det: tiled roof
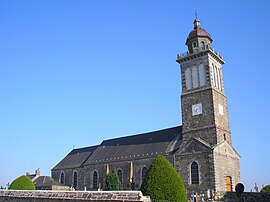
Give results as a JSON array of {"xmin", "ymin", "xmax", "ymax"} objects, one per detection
[
  {"xmin": 52, "ymin": 145, "xmax": 98, "ymax": 170},
  {"xmin": 84, "ymin": 126, "xmax": 182, "ymax": 165},
  {"xmin": 187, "ymin": 28, "xmax": 212, "ymax": 40}
]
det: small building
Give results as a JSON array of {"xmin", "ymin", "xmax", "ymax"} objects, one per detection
[{"xmin": 26, "ymin": 168, "xmax": 69, "ymax": 190}]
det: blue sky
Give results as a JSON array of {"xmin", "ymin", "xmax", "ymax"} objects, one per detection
[{"xmin": 0, "ymin": 0, "xmax": 269, "ymax": 191}]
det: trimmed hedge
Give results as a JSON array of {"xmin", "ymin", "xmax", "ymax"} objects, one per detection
[
  {"xmin": 140, "ymin": 155, "xmax": 187, "ymax": 202},
  {"xmin": 105, "ymin": 170, "xmax": 122, "ymax": 191},
  {"xmin": 9, "ymin": 175, "xmax": 36, "ymax": 190},
  {"xmin": 261, "ymin": 185, "xmax": 270, "ymax": 193}
]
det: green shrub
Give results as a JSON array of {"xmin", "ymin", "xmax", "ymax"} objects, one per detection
[
  {"xmin": 140, "ymin": 155, "xmax": 187, "ymax": 202},
  {"xmin": 105, "ymin": 170, "xmax": 122, "ymax": 191},
  {"xmin": 9, "ymin": 175, "xmax": 36, "ymax": 190},
  {"xmin": 261, "ymin": 185, "xmax": 270, "ymax": 193}
]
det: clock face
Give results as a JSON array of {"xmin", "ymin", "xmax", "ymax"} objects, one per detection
[{"xmin": 192, "ymin": 103, "xmax": 202, "ymax": 116}]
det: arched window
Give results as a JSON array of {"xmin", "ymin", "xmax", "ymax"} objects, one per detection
[
  {"xmin": 191, "ymin": 162, "xmax": 199, "ymax": 184},
  {"xmin": 216, "ymin": 67, "xmax": 222, "ymax": 90},
  {"xmin": 117, "ymin": 169, "xmax": 123, "ymax": 185},
  {"xmin": 201, "ymin": 41, "xmax": 205, "ymax": 50},
  {"xmin": 73, "ymin": 171, "xmax": 78, "ymax": 188},
  {"xmin": 193, "ymin": 42, "xmax": 197, "ymax": 47},
  {"xmin": 141, "ymin": 167, "xmax": 147, "ymax": 182},
  {"xmin": 192, "ymin": 66, "xmax": 199, "ymax": 88},
  {"xmin": 211, "ymin": 64, "xmax": 216, "ymax": 88},
  {"xmin": 93, "ymin": 171, "xmax": 98, "ymax": 189},
  {"xmin": 185, "ymin": 67, "xmax": 192, "ymax": 90},
  {"xmin": 60, "ymin": 172, "xmax": 65, "ymax": 184},
  {"xmin": 214, "ymin": 66, "xmax": 219, "ymax": 89},
  {"xmin": 226, "ymin": 176, "xmax": 232, "ymax": 192},
  {"xmin": 198, "ymin": 64, "xmax": 206, "ymax": 87}
]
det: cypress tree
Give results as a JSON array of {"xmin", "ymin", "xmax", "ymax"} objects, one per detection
[
  {"xmin": 105, "ymin": 170, "xmax": 122, "ymax": 191},
  {"xmin": 140, "ymin": 155, "xmax": 187, "ymax": 202}
]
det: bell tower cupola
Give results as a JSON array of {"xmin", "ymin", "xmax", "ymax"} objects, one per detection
[{"xmin": 186, "ymin": 18, "xmax": 212, "ymax": 54}]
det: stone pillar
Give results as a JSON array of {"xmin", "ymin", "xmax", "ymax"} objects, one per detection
[
  {"xmin": 106, "ymin": 164, "xmax": 109, "ymax": 175},
  {"xmin": 129, "ymin": 161, "xmax": 133, "ymax": 183}
]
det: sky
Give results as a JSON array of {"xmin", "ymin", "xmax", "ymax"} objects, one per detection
[{"xmin": 0, "ymin": 0, "xmax": 269, "ymax": 191}]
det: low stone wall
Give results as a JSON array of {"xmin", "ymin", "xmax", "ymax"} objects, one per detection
[
  {"xmin": 215, "ymin": 191, "xmax": 270, "ymax": 202},
  {"xmin": 0, "ymin": 190, "xmax": 151, "ymax": 202}
]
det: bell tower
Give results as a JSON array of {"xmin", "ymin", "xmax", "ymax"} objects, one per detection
[{"xmin": 176, "ymin": 18, "xmax": 231, "ymax": 146}]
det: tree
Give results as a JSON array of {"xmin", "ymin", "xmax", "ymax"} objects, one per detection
[
  {"xmin": 261, "ymin": 185, "xmax": 270, "ymax": 193},
  {"xmin": 140, "ymin": 155, "xmax": 187, "ymax": 202},
  {"xmin": 8, "ymin": 175, "xmax": 36, "ymax": 190},
  {"xmin": 105, "ymin": 170, "xmax": 122, "ymax": 191}
]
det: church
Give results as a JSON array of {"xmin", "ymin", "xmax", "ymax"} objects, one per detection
[{"xmin": 51, "ymin": 18, "xmax": 241, "ymax": 196}]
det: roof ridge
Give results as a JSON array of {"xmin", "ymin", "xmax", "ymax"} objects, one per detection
[
  {"xmin": 102, "ymin": 125, "xmax": 182, "ymax": 144},
  {"xmin": 68, "ymin": 145, "xmax": 99, "ymax": 155}
]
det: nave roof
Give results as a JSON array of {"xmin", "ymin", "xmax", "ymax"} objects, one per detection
[
  {"xmin": 84, "ymin": 126, "xmax": 182, "ymax": 165},
  {"xmin": 52, "ymin": 126, "xmax": 182, "ymax": 170},
  {"xmin": 52, "ymin": 145, "xmax": 98, "ymax": 170}
]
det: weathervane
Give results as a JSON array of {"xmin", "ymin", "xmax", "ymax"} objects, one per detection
[{"xmin": 195, "ymin": 9, "xmax": 198, "ymax": 19}]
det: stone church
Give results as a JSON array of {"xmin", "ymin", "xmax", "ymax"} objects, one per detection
[{"xmin": 52, "ymin": 18, "xmax": 241, "ymax": 196}]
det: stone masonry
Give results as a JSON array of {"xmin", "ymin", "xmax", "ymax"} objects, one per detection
[{"xmin": 0, "ymin": 190, "xmax": 151, "ymax": 202}]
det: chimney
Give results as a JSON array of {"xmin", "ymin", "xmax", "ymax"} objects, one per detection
[{"xmin": 35, "ymin": 168, "xmax": 40, "ymax": 177}]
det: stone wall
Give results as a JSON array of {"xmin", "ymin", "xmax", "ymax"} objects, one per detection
[
  {"xmin": 175, "ymin": 151, "xmax": 214, "ymax": 197},
  {"xmin": 0, "ymin": 190, "xmax": 151, "ymax": 202},
  {"xmin": 2, "ymin": 190, "xmax": 270, "ymax": 202},
  {"xmin": 213, "ymin": 144, "xmax": 241, "ymax": 192},
  {"xmin": 215, "ymin": 191, "xmax": 270, "ymax": 202},
  {"xmin": 52, "ymin": 156, "xmax": 175, "ymax": 191}
]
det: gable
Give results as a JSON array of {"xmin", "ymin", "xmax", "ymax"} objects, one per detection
[
  {"xmin": 213, "ymin": 141, "xmax": 240, "ymax": 159},
  {"xmin": 176, "ymin": 138, "xmax": 211, "ymax": 155}
]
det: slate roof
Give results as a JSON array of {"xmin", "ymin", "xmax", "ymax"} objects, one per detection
[
  {"xmin": 84, "ymin": 126, "xmax": 182, "ymax": 165},
  {"xmin": 34, "ymin": 176, "xmax": 63, "ymax": 188},
  {"xmin": 52, "ymin": 145, "xmax": 98, "ymax": 170},
  {"xmin": 52, "ymin": 126, "xmax": 182, "ymax": 169},
  {"xmin": 26, "ymin": 174, "xmax": 36, "ymax": 180}
]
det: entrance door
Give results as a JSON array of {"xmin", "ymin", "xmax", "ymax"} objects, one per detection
[{"xmin": 226, "ymin": 176, "xmax": 232, "ymax": 192}]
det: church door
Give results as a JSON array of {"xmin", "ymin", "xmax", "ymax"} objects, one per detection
[{"xmin": 226, "ymin": 176, "xmax": 232, "ymax": 192}]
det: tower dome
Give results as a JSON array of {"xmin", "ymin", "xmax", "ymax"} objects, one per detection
[{"xmin": 185, "ymin": 18, "xmax": 212, "ymax": 53}]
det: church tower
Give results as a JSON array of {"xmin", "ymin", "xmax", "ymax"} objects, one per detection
[
  {"xmin": 175, "ymin": 18, "xmax": 240, "ymax": 195},
  {"xmin": 176, "ymin": 18, "xmax": 231, "ymax": 147}
]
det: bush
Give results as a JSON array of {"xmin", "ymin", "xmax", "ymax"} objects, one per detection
[
  {"xmin": 9, "ymin": 175, "xmax": 36, "ymax": 190},
  {"xmin": 261, "ymin": 185, "xmax": 270, "ymax": 193},
  {"xmin": 140, "ymin": 155, "xmax": 187, "ymax": 202},
  {"xmin": 105, "ymin": 170, "xmax": 122, "ymax": 191}
]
